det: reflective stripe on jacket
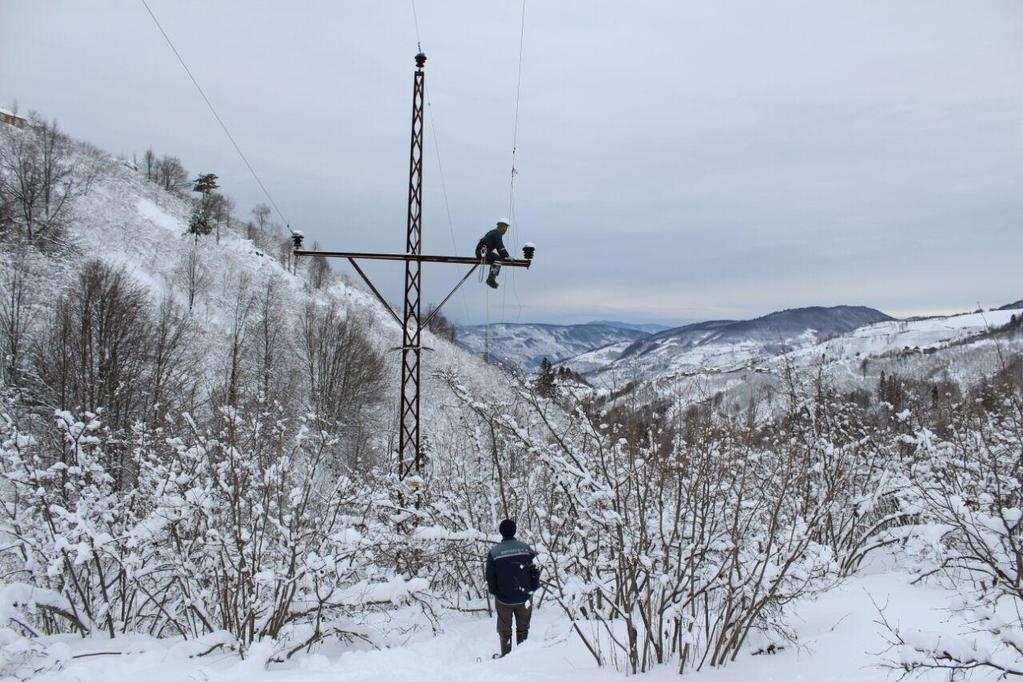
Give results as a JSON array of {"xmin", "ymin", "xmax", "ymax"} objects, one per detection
[{"xmin": 485, "ymin": 538, "xmax": 540, "ymax": 605}]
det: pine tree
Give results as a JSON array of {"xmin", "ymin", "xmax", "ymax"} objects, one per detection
[
  {"xmin": 193, "ymin": 173, "xmax": 219, "ymax": 196},
  {"xmin": 188, "ymin": 173, "xmax": 219, "ymax": 244},
  {"xmin": 535, "ymin": 357, "xmax": 557, "ymax": 399}
]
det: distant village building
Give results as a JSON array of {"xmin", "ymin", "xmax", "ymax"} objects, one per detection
[{"xmin": 0, "ymin": 108, "xmax": 28, "ymax": 128}]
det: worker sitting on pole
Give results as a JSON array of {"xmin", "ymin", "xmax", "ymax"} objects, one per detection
[{"xmin": 476, "ymin": 220, "xmax": 511, "ymax": 289}]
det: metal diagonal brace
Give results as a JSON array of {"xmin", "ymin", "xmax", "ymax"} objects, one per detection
[
  {"xmin": 422, "ymin": 264, "xmax": 479, "ymax": 330},
  {"xmin": 346, "ymin": 257, "xmax": 402, "ymax": 327}
]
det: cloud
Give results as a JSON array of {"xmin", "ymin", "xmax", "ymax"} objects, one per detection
[{"xmin": 2, "ymin": 0, "xmax": 1021, "ymax": 324}]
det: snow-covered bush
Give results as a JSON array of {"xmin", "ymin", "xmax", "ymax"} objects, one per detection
[
  {"xmin": 442, "ymin": 375, "xmax": 842, "ymax": 674},
  {"xmin": 884, "ymin": 381, "xmax": 1023, "ymax": 677},
  {"xmin": 774, "ymin": 365, "xmax": 916, "ymax": 576},
  {"xmin": 0, "ymin": 398, "xmax": 430, "ymax": 673}
]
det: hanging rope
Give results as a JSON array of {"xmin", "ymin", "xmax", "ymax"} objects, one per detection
[{"xmin": 139, "ymin": 0, "xmax": 295, "ymax": 235}]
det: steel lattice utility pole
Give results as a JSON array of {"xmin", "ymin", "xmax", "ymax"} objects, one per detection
[
  {"xmin": 399, "ymin": 52, "xmax": 427, "ymax": 480},
  {"xmin": 293, "ymin": 53, "xmax": 534, "ymax": 484}
]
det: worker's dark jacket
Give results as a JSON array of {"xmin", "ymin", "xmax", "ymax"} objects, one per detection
[
  {"xmin": 476, "ymin": 229, "xmax": 510, "ymax": 261},
  {"xmin": 485, "ymin": 537, "xmax": 541, "ymax": 605}
]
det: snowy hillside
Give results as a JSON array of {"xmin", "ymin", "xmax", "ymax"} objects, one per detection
[
  {"xmin": 789, "ymin": 308, "xmax": 1022, "ymax": 364},
  {"xmin": 0, "ymin": 124, "xmax": 513, "ymax": 442},
  {"xmin": 620, "ymin": 307, "xmax": 1023, "ymax": 422},
  {"xmin": 565, "ymin": 305, "xmax": 890, "ymax": 383},
  {"xmin": 456, "ymin": 322, "xmax": 648, "ymax": 370}
]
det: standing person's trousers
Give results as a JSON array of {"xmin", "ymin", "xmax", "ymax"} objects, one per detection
[{"xmin": 496, "ymin": 599, "xmax": 532, "ymax": 656}]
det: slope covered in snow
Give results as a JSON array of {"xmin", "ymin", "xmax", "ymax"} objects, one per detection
[
  {"xmin": 566, "ymin": 305, "xmax": 891, "ymax": 384},
  {"xmin": 620, "ymin": 307, "xmax": 1023, "ymax": 420},
  {"xmin": 0, "ymin": 123, "xmax": 516, "ymax": 466}
]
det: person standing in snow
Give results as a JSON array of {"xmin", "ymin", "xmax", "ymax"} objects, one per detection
[
  {"xmin": 475, "ymin": 220, "xmax": 511, "ymax": 289},
  {"xmin": 485, "ymin": 519, "xmax": 541, "ymax": 657}
]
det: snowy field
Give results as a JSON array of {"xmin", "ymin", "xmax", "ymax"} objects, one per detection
[{"xmin": 30, "ymin": 566, "xmax": 968, "ymax": 681}]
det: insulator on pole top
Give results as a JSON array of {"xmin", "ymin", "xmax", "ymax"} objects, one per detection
[{"xmin": 415, "ymin": 52, "xmax": 427, "ymax": 68}]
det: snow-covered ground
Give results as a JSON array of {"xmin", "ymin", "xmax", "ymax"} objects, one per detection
[
  {"xmin": 790, "ymin": 309, "xmax": 1022, "ymax": 364},
  {"xmin": 32, "ymin": 566, "xmax": 968, "ymax": 681}
]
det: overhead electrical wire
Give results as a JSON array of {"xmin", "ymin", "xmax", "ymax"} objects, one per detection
[
  {"xmin": 426, "ymin": 98, "xmax": 473, "ymax": 323},
  {"xmin": 508, "ymin": 0, "xmax": 527, "ymax": 222},
  {"xmin": 139, "ymin": 0, "xmax": 295, "ymax": 235},
  {"xmin": 409, "ymin": 0, "xmax": 423, "ymax": 53},
  {"xmin": 505, "ymin": 0, "xmax": 527, "ymax": 323}
]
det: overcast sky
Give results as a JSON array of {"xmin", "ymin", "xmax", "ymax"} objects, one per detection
[{"xmin": 2, "ymin": 0, "xmax": 1021, "ymax": 325}]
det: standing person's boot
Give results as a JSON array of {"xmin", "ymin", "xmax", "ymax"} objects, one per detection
[
  {"xmin": 500, "ymin": 634, "xmax": 512, "ymax": 657},
  {"xmin": 516, "ymin": 631, "xmax": 527, "ymax": 645}
]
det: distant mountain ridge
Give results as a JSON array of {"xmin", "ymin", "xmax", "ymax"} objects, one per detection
[
  {"xmin": 621, "ymin": 306, "xmax": 892, "ymax": 359},
  {"xmin": 998, "ymin": 299, "xmax": 1023, "ymax": 311},
  {"xmin": 459, "ymin": 306, "xmax": 893, "ymax": 374},
  {"xmin": 563, "ymin": 305, "xmax": 893, "ymax": 381},
  {"xmin": 587, "ymin": 320, "xmax": 675, "ymax": 334},
  {"xmin": 456, "ymin": 322, "xmax": 648, "ymax": 369}
]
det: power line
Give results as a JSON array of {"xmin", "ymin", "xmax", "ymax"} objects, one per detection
[
  {"xmin": 506, "ymin": 0, "xmax": 527, "ymax": 322},
  {"xmin": 139, "ymin": 0, "xmax": 294, "ymax": 234},
  {"xmin": 508, "ymin": 0, "xmax": 527, "ymax": 219},
  {"xmin": 426, "ymin": 95, "xmax": 472, "ymax": 323},
  {"xmin": 409, "ymin": 0, "xmax": 423, "ymax": 52}
]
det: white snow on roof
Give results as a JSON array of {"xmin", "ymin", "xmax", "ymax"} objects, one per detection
[{"xmin": 0, "ymin": 107, "xmax": 26, "ymax": 119}]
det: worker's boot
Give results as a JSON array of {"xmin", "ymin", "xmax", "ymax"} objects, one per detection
[{"xmin": 486, "ymin": 274, "xmax": 499, "ymax": 289}]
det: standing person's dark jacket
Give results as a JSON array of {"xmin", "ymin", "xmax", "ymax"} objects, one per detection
[
  {"xmin": 485, "ymin": 538, "xmax": 541, "ymax": 605},
  {"xmin": 476, "ymin": 229, "xmax": 510, "ymax": 261}
]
